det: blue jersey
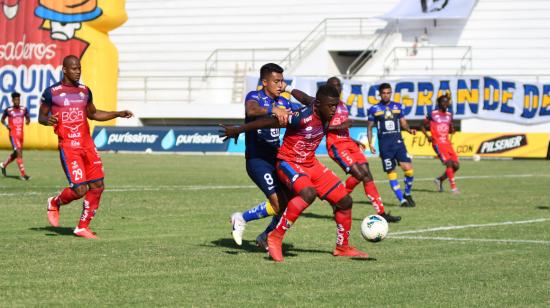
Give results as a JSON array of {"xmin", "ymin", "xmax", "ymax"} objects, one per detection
[
  {"xmin": 367, "ymin": 101, "xmax": 405, "ymax": 148},
  {"xmin": 244, "ymin": 90, "xmax": 291, "ymax": 159}
]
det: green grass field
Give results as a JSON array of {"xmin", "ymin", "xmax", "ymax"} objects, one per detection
[{"xmin": 0, "ymin": 150, "xmax": 549, "ymax": 306}]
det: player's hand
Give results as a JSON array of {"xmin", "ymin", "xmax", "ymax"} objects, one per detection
[
  {"xmin": 47, "ymin": 113, "xmax": 58, "ymax": 126},
  {"xmin": 426, "ymin": 135, "xmax": 433, "ymax": 143},
  {"xmin": 272, "ymin": 107, "xmax": 290, "ymax": 125},
  {"xmin": 409, "ymin": 129, "xmax": 417, "ymax": 135},
  {"xmin": 118, "ymin": 110, "xmax": 134, "ymax": 118},
  {"xmin": 218, "ymin": 124, "xmax": 240, "ymax": 144},
  {"xmin": 25, "ymin": 120, "xmax": 30, "ymax": 125},
  {"xmin": 369, "ymin": 144, "xmax": 376, "ymax": 155}
]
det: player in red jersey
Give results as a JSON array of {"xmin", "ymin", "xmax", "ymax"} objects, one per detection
[
  {"xmin": 421, "ymin": 94, "xmax": 460, "ymax": 194},
  {"xmin": 221, "ymin": 85, "xmax": 369, "ymax": 262},
  {"xmin": 38, "ymin": 55, "xmax": 133, "ymax": 239},
  {"xmin": 323, "ymin": 77, "xmax": 400, "ymax": 222},
  {"xmin": 1, "ymin": 92, "xmax": 31, "ymax": 180}
]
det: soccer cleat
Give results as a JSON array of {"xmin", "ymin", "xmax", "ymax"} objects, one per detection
[
  {"xmin": 19, "ymin": 175, "xmax": 30, "ymax": 181},
  {"xmin": 434, "ymin": 178, "xmax": 444, "ymax": 192},
  {"xmin": 400, "ymin": 199, "xmax": 411, "ymax": 207},
  {"xmin": 47, "ymin": 197, "xmax": 60, "ymax": 227},
  {"xmin": 230, "ymin": 212, "xmax": 246, "ymax": 246},
  {"xmin": 0, "ymin": 163, "xmax": 6, "ymax": 177},
  {"xmin": 404, "ymin": 195, "xmax": 416, "ymax": 207},
  {"xmin": 333, "ymin": 246, "xmax": 369, "ymax": 258},
  {"xmin": 451, "ymin": 188, "xmax": 460, "ymax": 195},
  {"xmin": 267, "ymin": 231, "xmax": 284, "ymax": 262},
  {"xmin": 73, "ymin": 227, "xmax": 98, "ymax": 239},
  {"xmin": 256, "ymin": 233, "xmax": 268, "ymax": 251},
  {"xmin": 380, "ymin": 212, "xmax": 401, "ymax": 223}
]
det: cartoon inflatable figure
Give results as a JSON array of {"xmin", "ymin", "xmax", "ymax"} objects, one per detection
[
  {"xmin": 0, "ymin": 1, "xmax": 127, "ymax": 149},
  {"xmin": 35, "ymin": 0, "xmax": 102, "ymax": 40},
  {"xmin": 2, "ymin": 0, "xmax": 19, "ymax": 19}
]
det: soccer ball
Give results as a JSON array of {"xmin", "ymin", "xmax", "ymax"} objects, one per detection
[{"xmin": 361, "ymin": 215, "xmax": 388, "ymax": 242}]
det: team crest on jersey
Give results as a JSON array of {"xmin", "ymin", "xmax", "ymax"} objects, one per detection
[
  {"xmin": 384, "ymin": 108, "xmax": 393, "ymax": 120},
  {"xmin": 63, "ymin": 98, "xmax": 70, "ymax": 106},
  {"xmin": 79, "ymin": 92, "xmax": 85, "ymax": 98}
]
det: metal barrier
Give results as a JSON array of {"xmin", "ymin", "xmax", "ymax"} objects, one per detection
[{"xmin": 383, "ymin": 46, "xmax": 473, "ymax": 76}]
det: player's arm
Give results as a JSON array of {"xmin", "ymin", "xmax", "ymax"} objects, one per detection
[
  {"xmin": 286, "ymin": 85, "xmax": 316, "ymax": 106},
  {"xmin": 86, "ymin": 102, "xmax": 133, "ymax": 121},
  {"xmin": 38, "ymin": 104, "xmax": 57, "ymax": 126},
  {"xmin": 400, "ymin": 117, "xmax": 416, "ymax": 135},
  {"xmin": 245, "ymin": 99, "xmax": 289, "ymax": 125},
  {"xmin": 25, "ymin": 108, "xmax": 30, "ymax": 125},
  {"xmin": 1, "ymin": 110, "xmax": 8, "ymax": 130},
  {"xmin": 421, "ymin": 118, "xmax": 432, "ymax": 142},
  {"xmin": 367, "ymin": 120, "xmax": 376, "ymax": 154},
  {"xmin": 327, "ymin": 119, "xmax": 352, "ymax": 131},
  {"xmin": 449, "ymin": 116, "xmax": 456, "ymax": 134},
  {"xmin": 219, "ymin": 116, "xmax": 281, "ymax": 141}
]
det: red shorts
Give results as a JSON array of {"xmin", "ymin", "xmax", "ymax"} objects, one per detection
[
  {"xmin": 9, "ymin": 135, "xmax": 23, "ymax": 151},
  {"xmin": 59, "ymin": 146, "xmax": 104, "ymax": 187},
  {"xmin": 433, "ymin": 143, "xmax": 458, "ymax": 163},
  {"xmin": 327, "ymin": 141, "xmax": 367, "ymax": 173},
  {"xmin": 276, "ymin": 159, "xmax": 347, "ymax": 205}
]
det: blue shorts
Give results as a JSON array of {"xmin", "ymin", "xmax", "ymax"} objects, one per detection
[
  {"xmin": 246, "ymin": 157, "xmax": 280, "ymax": 198},
  {"xmin": 379, "ymin": 143, "xmax": 412, "ymax": 172}
]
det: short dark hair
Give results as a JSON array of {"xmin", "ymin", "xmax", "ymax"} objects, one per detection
[
  {"xmin": 327, "ymin": 76, "xmax": 341, "ymax": 84},
  {"xmin": 437, "ymin": 94, "xmax": 450, "ymax": 104},
  {"xmin": 260, "ymin": 63, "xmax": 284, "ymax": 80},
  {"xmin": 316, "ymin": 84, "xmax": 340, "ymax": 102},
  {"xmin": 379, "ymin": 83, "xmax": 392, "ymax": 92},
  {"xmin": 11, "ymin": 92, "xmax": 20, "ymax": 99}
]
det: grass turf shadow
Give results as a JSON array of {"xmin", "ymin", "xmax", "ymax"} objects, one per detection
[{"xmin": 29, "ymin": 226, "xmax": 74, "ymax": 236}]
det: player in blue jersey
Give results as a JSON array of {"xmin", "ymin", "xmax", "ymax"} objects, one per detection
[
  {"xmin": 230, "ymin": 63, "xmax": 296, "ymax": 249},
  {"xmin": 367, "ymin": 83, "xmax": 417, "ymax": 207}
]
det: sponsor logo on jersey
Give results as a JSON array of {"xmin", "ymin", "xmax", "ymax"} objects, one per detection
[{"xmin": 477, "ymin": 135, "xmax": 527, "ymax": 154}]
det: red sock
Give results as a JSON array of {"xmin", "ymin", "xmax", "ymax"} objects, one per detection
[
  {"xmin": 78, "ymin": 187, "xmax": 103, "ymax": 229},
  {"xmin": 55, "ymin": 187, "xmax": 81, "ymax": 206},
  {"xmin": 345, "ymin": 176, "xmax": 360, "ymax": 194},
  {"xmin": 446, "ymin": 167, "xmax": 457, "ymax": 190},
  {"xmin": 364, "ymin": 180, "xmax": 385, "ymax": 214},
  {"xmin": 334, "ymin": 208, "xmax": 352, "ymax": 247},
  {"xmin": 274, "ymin": 196, "xmax": 309, "ymax": 235},
  {"xmin": 3, "ymin": 154, "xmax": 14, "ymax": 167},
  {"xmin": 16, "ymin": 158, "xmax": 26, "ymax": 176}
]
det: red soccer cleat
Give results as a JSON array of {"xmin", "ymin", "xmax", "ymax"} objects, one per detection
[
  {"xmin": 47, "ymin": 197, "xmax": 60, "ymax": 227},
  {"xmin": 267, "ymin": 231, "xmax": 284, "ymax": 262},
  {"xmin": 73, "ymin": 227, "xmax": 98, "ymax": 239},
  {"xmin": 333, "ymin": 246, "xmax": 369, "ymax": 259}
]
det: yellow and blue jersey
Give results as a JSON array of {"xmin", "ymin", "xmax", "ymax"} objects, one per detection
[
  {"xmin": 367, "ymin": 101, "xmax": 405, "ymax": 148},
  {"xmin": 244, "ymin": 89, "xmax": 291, "ymax": 159}
]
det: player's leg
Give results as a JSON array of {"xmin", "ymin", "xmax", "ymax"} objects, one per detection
[
  {"xmin": 328, "ymin": 144, "xmax": 359, "ymax": 193},
  {"xmin": 433, "ymin": 144, "xmax": 447, "ymax": 192},
  {"xmin": 396, "ymin": 146, "xmax": 415, "ymax": 207},
  {"xmin": 313, "ymin": 164, "xmax": 368, "ymax": 258},
  {"xmin": 230, "ymin": 159, "xmax": 280, "ymax": 245},
  {"xmin": 1, "ymin": 138, "xmax": 18, "ymax": 175},
  {"xmin": 47, "ymin": 149, "xmax": 87, "ymax": 227},
  {"xmin": 73, "ymin": 148, "xmax": 105, "ymax": 239},
  {"xmin": 445, "ymin": 148, "xmax": 460, "ymax": 193},
  {"xmin": 15, "ymin": 145, "xmax": 29, "ymax": 180},
  {"xmin": 256, "ymin": 188, "xmax": 289, "ymax": 250},
  {"xmin": 269, "ymin": 161, "xmax": 317, "ymax": 261},
  {"xmin": 357, "ymin": 163, "xmax": 401, "ymax": 222},
  {"xmin": 381, "ymin": 149, "xmax": 408, "ymax": 206}
]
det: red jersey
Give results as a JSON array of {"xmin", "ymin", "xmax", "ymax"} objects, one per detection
[
  {"xmin": 40, "ymin": 81, "xmax": 94, "ymax": 149},
  {"xmin": 277, "ymin": 105, "xmax": 327, "ymax": 166},
  {"xmin": 326, "ymin": 101, "xmax": 351, "ymax": 147},
  {"xmin": 3, "ymin": 106, "xmax": 29, "ymax": 138},
  {"xmin": 426, "ymin": 109, "xmax": 453, "ymax": 145}
]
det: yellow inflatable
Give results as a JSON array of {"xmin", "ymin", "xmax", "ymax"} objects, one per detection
[{"xmin": 0, "ymin": 0, "xmax": 127, "ymax": 149}]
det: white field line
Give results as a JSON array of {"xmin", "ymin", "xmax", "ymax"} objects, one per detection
[
  {"xmin": 391, "ymin": 218, "xmax": 550, "ymax": 235},
  {"xmin": 0, "ymin": 173, "xmax": 549, "ymax": 195},
  {"xmin": 389, "ymin": 235, "xmax": 550, "ymax": 245}
]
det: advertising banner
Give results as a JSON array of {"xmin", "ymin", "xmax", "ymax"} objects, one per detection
[
  {"xmin": 403, "ymin": 132, "xmax": 550, "ymax": 158},
  {"xmin": 246, "ymin": 76, "xmax": 550, "ymax": 125},
  {"xmin": 92, "ymin": 126, "xmax": 229, "ymax": 152},
  {"xmin": 0, "ymin": 0, "xmax": 127, "ymax": 149}
]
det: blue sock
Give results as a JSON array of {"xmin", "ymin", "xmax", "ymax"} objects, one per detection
[
  {"xmin": 389, "ymin": 179, "xmax": 405, "ymax": 202},
  {"xmin": 404, "ymin": 176, "xmax": 414, "ymax": 196},
  {"xmin": 242, "ymin": 201, "xmax": 270, "ymax": 222},
  {"xmin": 262, "ymin": 215, "xmax": 280, "ymax": 237}
]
